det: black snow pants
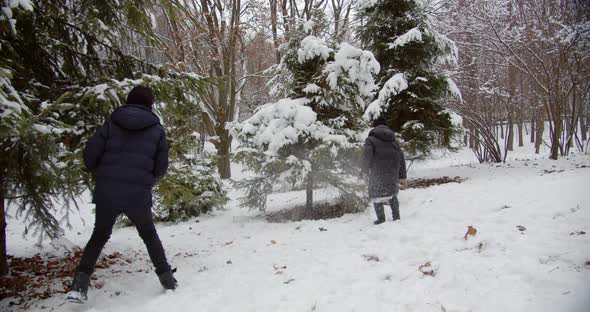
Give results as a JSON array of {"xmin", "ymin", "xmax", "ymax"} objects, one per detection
[{"xmin": 77, "ymin": 206, "xmax": 171, "ymax": 275}]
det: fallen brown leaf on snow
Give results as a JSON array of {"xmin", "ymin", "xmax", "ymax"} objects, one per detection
[{"xmin": 464, "ymin": 226, "xmax": 477, "ymax": 240}]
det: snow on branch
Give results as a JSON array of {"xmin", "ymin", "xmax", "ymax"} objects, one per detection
[
  {"xmin": 363, "ymin": 73, "xmax": 409, "ymax": 121},
  {"xmin": 389, "ymin": 27, "xmax": 423, "ymax": 49},
  {"xmin": 324, "ymin": 43, "xmax": 380, "ymax": 100},
  {"xmin": 425, "ymin": 28, "xmax": 459, "ymax": 65},
  {"xmin": 232, "ymin": 98, "xmax": 316, "ymax": 154},
  {"xmin": 232, "ymin": 97, "xmax": 356, "ymax": 155},
  {"xmin": 1, "ymin": 0, "xmax": 33, "ymax": 34},
  {"xmin": 446, "ymin": 77, "xmax": 462, "ymax": 101},
  {"xmin": 297, "ymin": 36, "xmax": 332, "ymax": 64}
]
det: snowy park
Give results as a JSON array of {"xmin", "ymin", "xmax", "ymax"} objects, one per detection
[
  {"xmin": 1, "ymin": 0, "xmax": 590, "ymax": 311},
  {"xmin": 4, "ymin": 144, "xmax": 590, "ymax": 311}
]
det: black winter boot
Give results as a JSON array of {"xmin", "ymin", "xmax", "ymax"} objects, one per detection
[
  {"xmin": 66, "ymin": 271, "xmax": 90, "ymax": 303},
  {"xmin": 373, "ymin": 202, "xmax": 386, "ymax": 225},
  {"xmin": 158, "ymin": 269, "xmax": 178, "ymax": 290},
  {"xmin": 390, "ymin": 196, "xmax": 400, "ymax": 221}
]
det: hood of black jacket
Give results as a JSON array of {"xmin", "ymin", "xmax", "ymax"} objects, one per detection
[
  {"xmin": 369, "ymin": 125, "xmax": 396, "ymax": 142},
  {"xmin": 111, "ymin": 104, "xmax": 160, "ymax": 131}
]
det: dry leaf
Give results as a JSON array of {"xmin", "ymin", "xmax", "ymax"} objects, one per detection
[
  {"xmin": 270, "ymin": 240, "xmax": 277, "ymax": 244},
  {"xmin": 441, "ymin": 305, "xmax": 447, "ymax": 312},
  {"xmin": 464, "ymin": 226, "xmax": 477, "ymax": 240}
]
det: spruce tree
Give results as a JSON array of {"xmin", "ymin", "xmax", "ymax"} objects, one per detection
[
  {"xmin": 0, "ymin": 1, "xmax": 216, "ymax": 275},
  {"xmin": 232, "ymin": 15, "xmax": 379, "ymax": 213},
  {"xmin": 357, "ymin": 0, "xmax": 460, "ymax": 157}
]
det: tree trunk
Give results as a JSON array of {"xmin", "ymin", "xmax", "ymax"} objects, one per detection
[
  {"xmin": 217, "ymin": 130, "xmax": 232, "ymax": 179},
  {"xmin": 0, "ymin": 175, "xmax": 8, "ymax": 277},
  {"xmin": 517, "ymin": 120, "xmax": 524, "ymax": 147},
  {"xmin": 507, "ymin": 116, "xmax": 514, "ymax": 151},
  {"xmin": 535, "ymin": 109, "xmax": 544, "ymax": 154},
  {"xmin": 269, "ymin": 0, "xmax": 281, "ymax": 63},
  {"xmin": 581, "ymin": 118, "xmax": 587, "ymax": 142},
  {"xmin": 305, "ymin": 173, "xmax": 313, "ymax": 210},
  {"xmin": 550, "ymin": 114, "xmax": 561, "ymax": 160},
  {"xmin": 531, "ymin": 113, "xmax": 537, "ymax": 143}
]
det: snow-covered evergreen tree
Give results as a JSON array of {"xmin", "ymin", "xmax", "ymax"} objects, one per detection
[
  {"xmin": 357, "ymin": 0, "xmax": 460, "ymax": 157},
  {"xmin": 0, "ymin": 1, "xmax": 221, "ymax": 275},
  {"xmin": 232, "ymin": 16, "xmax": 379, "ymax": 212}
]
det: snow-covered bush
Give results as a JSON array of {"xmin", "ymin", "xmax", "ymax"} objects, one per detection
[
  {"xmin": 232, "ymin": 18, "xmax": 379, "ymax": 212},
  {"xmin": 155, "ymin": 141, "xmax": 227, "ymax": 222},
  {"xmin": 70, "ymin": 75, "xmax": 228, "ymax": 222}
]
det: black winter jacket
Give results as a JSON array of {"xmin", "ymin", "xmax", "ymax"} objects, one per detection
[
  {"xmin": 83, "ymin": 104, "xmax": 168, "ymax": 210},
  {"xmin": 363, "ymin": 125, "xmax": 407, "ymax": 198}
]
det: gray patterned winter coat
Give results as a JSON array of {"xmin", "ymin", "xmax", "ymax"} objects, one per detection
[{"xmin": 362, "ymin": 125, "xmax": 407, "ymax": 198}]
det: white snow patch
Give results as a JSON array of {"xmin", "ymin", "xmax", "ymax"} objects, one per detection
[
  {"xmin": 32, "ymin": 124, "xmax": 52, "ymax": 134},
  {"xmin": 390, "ymin": 27, "xmax": 423, "ymax": 48},
  {"xmin": 6, "ymin": 148, "xmax": 590, "ymax": 312},
  {"xmin": 303, "ymin": 20, "xmax": 315, "ymax": 34},
  {"xmin": 324, "ymin": 42, "xmax": 380, "ymax": 100},
  {"xmin": 446, "ymin": 77, "xmax": 462, "ymax": 101},
  {"xmin": 302, "ymin": 83, "xmax": 321, "ymax": 94},
  {"xmin": 364, "ymin": 73, "xmax": 409, "ymax": 120},
  {"xmin": 297, "ymin": 36, "xmax": 332, "ymax": 63}
]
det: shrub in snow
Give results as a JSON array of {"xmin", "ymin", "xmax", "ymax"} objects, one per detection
[
  {"xmin": 232, "ymin": 17, "xmax": 379, "ymax": 212},
  {"xmin": 154, "ymin": 141, "xmax": 227, "ymax": 222},
  {"xmin": 357, "ymin": 0, "xmax": 462, "ymax": 158},
  {"xmin": 79, "ymin": 76, "xmax": 228, "ymax": 223}
]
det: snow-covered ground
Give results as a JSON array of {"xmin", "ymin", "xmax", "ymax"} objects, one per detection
[{"xmin": 4, "ymin": 144, "xmax": 590, "ymax": 312}]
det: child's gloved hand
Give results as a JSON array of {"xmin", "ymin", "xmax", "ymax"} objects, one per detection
[{"xmin": 400, "ymin": 179, "xmax": 408, "ymax": 189}]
